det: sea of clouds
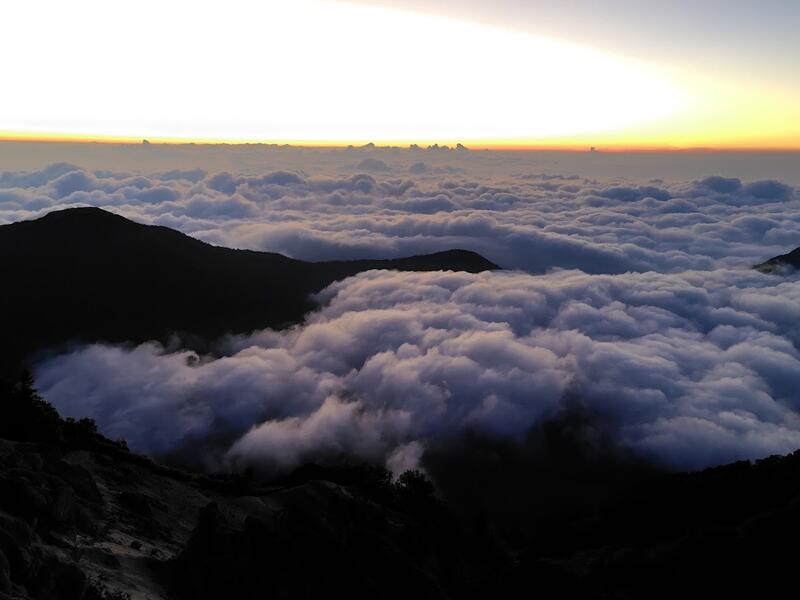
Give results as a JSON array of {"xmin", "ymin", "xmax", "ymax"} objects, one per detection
[
  {"xmin": 2, "ymin": 154, "xmax": 799, "ymax": 273},
  {"xmin": 34, "ymin": 268, "xmax": 800, "ymax": 473},
  {"xmin": 3, "ymin": 149, "xmax": 800, "ymax": 474}
]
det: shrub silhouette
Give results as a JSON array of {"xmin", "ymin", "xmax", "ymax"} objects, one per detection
[
  {"xmin": 0, "ymin": 372, "xmax": 128, "ymax": 451},
  {"xmin": 395, "ymin": 470, "xmax": 438, "ymax": 516},
  {"xmin": 0, "ymin": 371, "xmax": 61, "ymax": 443}
]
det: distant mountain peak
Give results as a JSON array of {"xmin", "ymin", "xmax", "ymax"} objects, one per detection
[
  {"xmin": 28, "ymin": 206, "xmax": 155, "ymax": 231},
  {"xmin": 36, "ymin": 205, "xmax": 123, "ymax": 221},
  {"xmin": 754, "ymin": 247, "xmax": 800, "ymax": 273}
]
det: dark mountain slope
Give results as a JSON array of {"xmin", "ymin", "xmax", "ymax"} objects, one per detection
[
  {"xmin": 0, "ymin": 207, "xmax": 497, "ymax": 371},
  {"xmin": 4, "ymin": 378, "xmax": 800, "ymax": 599},
  {"xmin": 754, "ymin": 246, "xmax": 800, "ymax": 273},
  {"xmin": 0, "ymin": 378, "xmax": 496, "ymax": 600}
]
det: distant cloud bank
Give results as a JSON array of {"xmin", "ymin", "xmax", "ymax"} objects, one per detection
[{"xmin": 1, "ymin": 157, "xmax": 798, "ymax": 274}]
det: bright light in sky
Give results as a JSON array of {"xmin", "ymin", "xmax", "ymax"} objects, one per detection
[{"xmin": 1, "ymin": 0, "xmax": 687, "ymax": 144}]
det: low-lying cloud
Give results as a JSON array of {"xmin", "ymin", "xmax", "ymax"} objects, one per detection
[
  {"xmin": 35, "ymin": 268, "xmax": 800, "ymax": 473},
  {"xmin": 7, "ymin": 151, "xmax": 800, "ymax": 475},
  {"xmin": 2, "ymin": 156, "xmax": 799, "ymax": 275}
]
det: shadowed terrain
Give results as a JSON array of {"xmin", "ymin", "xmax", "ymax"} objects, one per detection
[
  {"xmin": 2, "ymin": 378, "xmax": 800, "ymax": 599},
  {"xmin": 0, "ymin": 207, "xmax": 497, "ymax": 373}
]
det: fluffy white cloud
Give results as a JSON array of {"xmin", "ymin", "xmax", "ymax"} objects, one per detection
[
  {"xmin": 7, "ymin": 150, "xmax": 800, "ymax": 474},
  {"xmin": 35, "ymin": 268, "xmax": 800, "ymax": 473},
  {"xmin": 2, "ymin": 153, "xmax": 799, "ymax": 274}
]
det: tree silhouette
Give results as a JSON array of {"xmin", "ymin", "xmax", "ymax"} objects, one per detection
[{"xmin": 0, "ymin": 371, "xmax": 61, "ymax": 442}]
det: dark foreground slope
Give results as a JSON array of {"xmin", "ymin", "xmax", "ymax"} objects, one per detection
[
  {"xmin": 0, "ymin": 378, "xmax": 498, "ymax": 600},
  {"xmin": 3, "ymin": 378, "xmax": 800, "ymax": 599},
  {"xmin": 0, "ymin": 207, "xmax": 497, "ymax": 371},
  {"xmin": 755, "ymin": 245, "xmax": 800, "ymax": 273}
]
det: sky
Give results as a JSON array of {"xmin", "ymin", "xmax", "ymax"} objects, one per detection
[{"xmin": 2, "ymin": 0, "xmax": 798, "ymax": 149}]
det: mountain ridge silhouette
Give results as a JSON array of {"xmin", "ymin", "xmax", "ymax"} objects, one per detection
[{"xmin": 0, "ymin": 207, "xmax": 498, "ymax": 372}]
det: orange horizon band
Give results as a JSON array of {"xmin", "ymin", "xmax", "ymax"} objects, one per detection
[{"xmin": 0, "ymin": 132, "xmax": 798, "ymax": 152}]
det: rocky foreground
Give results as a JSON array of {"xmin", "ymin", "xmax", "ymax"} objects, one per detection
[
  {"xmin": 0, "ymin": 377, "xmax": 502, "ymax": 600},
  {"xmin": 0, "ymin": 436, "xmax": 487, "ymax": 600},
  {"xmin": 4, "ymin": 376, "xmax": 800, "ymax": 599}
]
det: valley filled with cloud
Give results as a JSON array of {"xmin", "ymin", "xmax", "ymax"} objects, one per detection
[{"xmin": 4, "ymin": 147, "xmax": 800, "ymax": 475}]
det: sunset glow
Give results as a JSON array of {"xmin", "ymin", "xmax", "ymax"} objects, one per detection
[{"xmin": 5, "ymin": 0, "xmax": 795, "ymax": 149}]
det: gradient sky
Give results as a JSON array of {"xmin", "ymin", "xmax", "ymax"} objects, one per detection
[
  {"xmin": 359, "ymin": 1, "xmax": 800, "ymax": 78},
  {"xmin": 2, "ymin": 0, "xmax": 798, "ymax": 148}
]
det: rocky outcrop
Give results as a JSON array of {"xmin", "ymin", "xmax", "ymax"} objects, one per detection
[{"xmin": 0, "ymin": 436, "xmax": 498, "ymax": 600}]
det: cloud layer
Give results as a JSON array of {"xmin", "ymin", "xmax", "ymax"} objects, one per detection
[
  {"xmin": 35, "ymin": 267, "xmax": 800, "ymax": 473},
  {"xmin": 7, "ymin": 151, "xmax": 799, "ymax": 474},
  {"xmin": 2, "ymin": 155, "xmax": 799, "ymax": 275}
]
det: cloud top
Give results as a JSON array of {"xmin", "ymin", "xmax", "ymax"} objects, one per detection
[
  {"xmin": 6, "ymin": 151, "xmax": 798, "ymax": 475},
  {"xmin": 2, "ymin": 157, "xmax": 798, "ymax": 275},
  {"xmin": 35, "ymin": 268, "xmax": 800, "ymax": 473}
]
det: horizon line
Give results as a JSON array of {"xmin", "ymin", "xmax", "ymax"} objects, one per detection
[{"xmin": 1, "ymin": 132, "xmax": 799, "ymax": 153}]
